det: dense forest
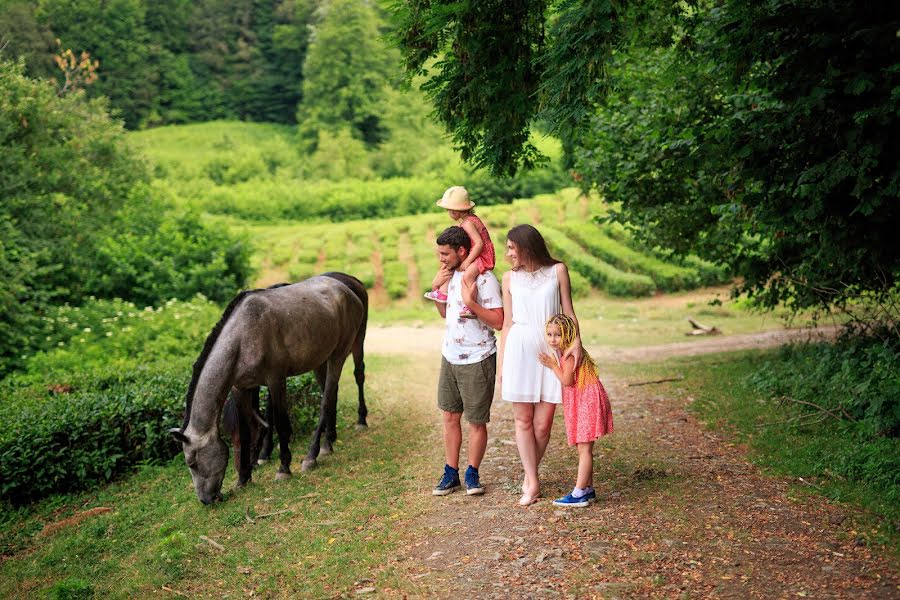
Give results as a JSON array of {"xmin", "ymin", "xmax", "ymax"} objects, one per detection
[{"xmin": 2, "ymin": 0, "xmax": 313, "ymax": 128}]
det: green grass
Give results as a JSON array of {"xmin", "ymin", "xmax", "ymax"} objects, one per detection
[
  {"xmin": 615, "ymin": 352, "xmax": 900, "ymax": 553},
  {"xmin": 0, "ymin": 356, "xmax": 432, "ymax": 599}
]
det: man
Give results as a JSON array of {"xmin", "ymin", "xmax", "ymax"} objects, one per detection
[{"xmin": 429, "ymin": 226, "xmax": 504, "ymax": 496}]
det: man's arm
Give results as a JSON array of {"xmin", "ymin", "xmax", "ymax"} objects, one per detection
[{"xmin": 434, "ymin": 298, "xmax": 447, "ymax": 319}]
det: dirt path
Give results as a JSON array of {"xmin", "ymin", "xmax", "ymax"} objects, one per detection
[{"xmin": 370, "ymin": 327, "xmax": 899, "ymax": 599}]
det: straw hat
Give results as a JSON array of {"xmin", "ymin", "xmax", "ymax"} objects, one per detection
[{"xmin": 436, "ymin": 186, "xmax": 475, "ymax": 211}]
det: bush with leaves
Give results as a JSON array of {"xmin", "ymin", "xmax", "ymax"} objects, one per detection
[
  {"xmin": 0, "ymin": 59, "xmax": 253, "ymax": 376},
  {"xmin": 0, "ymin": 296, "xmax": 319, "ymax": 505}
]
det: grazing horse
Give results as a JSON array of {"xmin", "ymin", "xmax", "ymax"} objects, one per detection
[
  {"xmin": 170, "ymin": 273, "xmax": 368, "ymax": 504},
  {"xmin": 223, "ymin": 274, "xmax": 369, "ymax": 470}
]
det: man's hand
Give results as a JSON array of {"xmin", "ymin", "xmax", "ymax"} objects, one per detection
[{"xmin": 460, "ymin": 279, "xmax": 476, "ymax": 309}]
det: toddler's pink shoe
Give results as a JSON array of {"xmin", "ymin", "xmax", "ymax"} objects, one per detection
[
  {"xmin": 424, "ymin": 290, "xmax": 448, "ymax": 303},
  {"xmin": 458, "ymin": 306, "xmax": 477, "ymax": 319}
]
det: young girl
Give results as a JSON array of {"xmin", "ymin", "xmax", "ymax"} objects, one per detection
[
  {"xmin": 538, "ymin": 314, "xmax": 613, "ymax": 507},
  {"xmin": 424, "ymin": 186, "xmax": 495, "ymax": 318}
]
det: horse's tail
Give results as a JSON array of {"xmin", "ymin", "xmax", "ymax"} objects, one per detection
[
  {"xmin": 222, "ymin": 391, "xmax": 239, "ymax": 440},
  {"xmin": 321, "ymin": 271, "xmax": 368, "ymax": 427}
]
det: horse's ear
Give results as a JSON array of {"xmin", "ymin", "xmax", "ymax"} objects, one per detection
[{"xmin": 169, "ymin": 428, "xmax": 190, "ymax": 445}]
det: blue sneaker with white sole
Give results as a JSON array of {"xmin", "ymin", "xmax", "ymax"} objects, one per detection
[
  {"xmin": 432, "ymin": 464, "xmax": 461, "ymax": 496},
  {"xmin": 552, "ymin": 489, "xmax": 596, "ymax": 507},
  {"xmin": 464, "ymin": 465, "xmax": 484, "ymax": 495}
]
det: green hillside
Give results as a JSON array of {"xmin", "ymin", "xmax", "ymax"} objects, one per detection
[
  {"xmin": 128, "ymin": 121, "xmax": 726, "ymax": 302},
  {"xmin": 208, "ymin": 189, "xmax": 726, "ymax": 306}
]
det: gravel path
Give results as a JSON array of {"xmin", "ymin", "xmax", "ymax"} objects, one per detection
[{"xmin": 374, "ymin": 327, "xmax": 898, "ymax": 599}]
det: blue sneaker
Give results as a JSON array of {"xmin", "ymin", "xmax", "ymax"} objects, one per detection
[
  {"xmin": 465, "ymin": 465, "xmax": 484, "ymax": 495},
  {"xmin": 552, "ymin": 489, "xmax": 596, "ymax": 507},
  {"xmin": 432, "ymin": 464, "xmax": 461, "ymax": 496}
]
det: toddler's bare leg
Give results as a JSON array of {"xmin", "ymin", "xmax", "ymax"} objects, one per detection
[{"xmin": 463, "ymin": 263, "xmax": 481, "ymax": 299}]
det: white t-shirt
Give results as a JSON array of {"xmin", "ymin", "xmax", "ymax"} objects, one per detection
[{"xmin": 442, "ymin": 270, "xmax": 503, "ymax": 365}]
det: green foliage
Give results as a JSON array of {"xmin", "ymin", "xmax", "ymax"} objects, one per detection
[
  {"xmin": 90, "ymin": 202, "xmax": 254, "ymax": 306},
  {"xmin": 131, "ymin": 121, "xmax": 571, "ymax": 219},
  {"xmin": 0, "ymin": 296, "xmax": 320, "ymax": 505},
  {"xmin": 297, "ymin": 0, "xmax": 396, "ymax": 148},
  {"xmin": 5, "ymin": 0, "xmax": 314, "ymax": 127},
  {"xmin": 0, "ymin": 61, "xmax": 253, "ymax": 375},
  {"xmin": 391, "ymin": 0, "xmax": 550, "ymax": 176},
  {"xmin": 578, "ymin": 2, "xmax": 900, "ymax": 316},
  {"xmin": 748, "ymin": 337, "xmax": 900, "ymax": 439},
  {"xmin": 686, "ymin": 345, "xmax": 900, "ymax": 535}
]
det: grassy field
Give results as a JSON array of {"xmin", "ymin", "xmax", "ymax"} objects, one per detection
[{"xmin": 0, "ymin": 356, "xmax": 436, "ymax": 599}]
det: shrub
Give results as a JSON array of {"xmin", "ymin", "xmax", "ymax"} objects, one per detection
[
  {"xmin": 748, "ymin": 336, "xmax": 900, "ymax": 439},
  {"xmin": 0, "ymin": 296, "xmax": 321, "ymax": 505}
]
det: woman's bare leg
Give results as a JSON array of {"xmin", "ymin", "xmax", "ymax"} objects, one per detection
[
  {"xmin": 533, "ymin": 402, "xmax": 557, "ymax": 466},
  {"xmin": 513, "ymin": 403, "xmax": 540, "ymax": 504}
]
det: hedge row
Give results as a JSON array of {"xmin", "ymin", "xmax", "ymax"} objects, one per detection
[
  {"xmin": 562, "ymin": 222, "xmax": 701, "ymax": 291},
  {"xmin": 0, "ymin": 362, "xmax": 319, "ymax": 506},
  {"xmin": 542, "ymin": 227, "xmax": 656, "ymax": 297}
]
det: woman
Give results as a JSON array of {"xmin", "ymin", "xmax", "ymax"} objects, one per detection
[{"xmin": 499, "ymin": 224, "xmax": 583, "ymax": 506}]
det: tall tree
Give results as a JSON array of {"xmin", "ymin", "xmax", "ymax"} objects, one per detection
[
  {"xmin": 297, "ymin": 0, "xmax": 397, "ymax": 149},
  {"xmin": 37, "ymin": 0, "xmax": 156, "ymax": 128}
]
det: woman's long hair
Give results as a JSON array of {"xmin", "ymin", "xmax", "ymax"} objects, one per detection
[{"xmin": 506, "ymin": 224, "xmax": 559, "ymax": 271}]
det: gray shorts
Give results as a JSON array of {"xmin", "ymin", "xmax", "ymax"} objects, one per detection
[{"xmin": 437, "ymin": 353, "xmax": 496, "ymax": 424}]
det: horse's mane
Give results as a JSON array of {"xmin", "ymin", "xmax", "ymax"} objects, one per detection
[{"xmin": 181, "ymin": 283, "xmax": 289, "ymax": 430}]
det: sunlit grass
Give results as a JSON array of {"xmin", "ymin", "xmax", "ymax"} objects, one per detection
[{"xmin": 0, "ymin": 356, "xmax": 433, "ymax": 599}]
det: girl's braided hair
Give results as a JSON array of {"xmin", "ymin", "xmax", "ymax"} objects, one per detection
[{"xmin": 546, "ymin": 314, "xmax": 597, "ymax": 389}]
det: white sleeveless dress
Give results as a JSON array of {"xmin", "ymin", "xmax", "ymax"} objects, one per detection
[{"xmin": 501, "ymin": 265, "xmax": 562, "ymax": 403}]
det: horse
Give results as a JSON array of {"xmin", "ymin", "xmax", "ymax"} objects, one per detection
[
  {"xmin": 222, "ymin": 276, "xmax": 369, "ymax": 471},
  {"xmin": 169, "ymin": 272, "xmax": 368, "ymax": 504}
]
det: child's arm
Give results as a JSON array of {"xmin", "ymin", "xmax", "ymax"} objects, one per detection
[
  {"xmin": 537, "ymin": 353, "xmax": 575, "ymax": 386},
  {"xmin": 458, "ymin": 218, "xmax": 483, "ymax": 270}
]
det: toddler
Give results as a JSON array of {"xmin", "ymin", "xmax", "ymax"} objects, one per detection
[
  {"xmin": 538, "ymin": 314, "xmax": 613, "ymax": 507},
  {"xmin": 424, "ymin": 186, "xmax": 496, "ymax": 318}
]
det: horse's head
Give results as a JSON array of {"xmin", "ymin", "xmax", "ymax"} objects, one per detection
[{"xmin": 169, "ymin": 428, "xmax": 229, "ymax": 504}]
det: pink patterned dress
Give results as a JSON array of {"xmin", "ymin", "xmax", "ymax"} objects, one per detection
[
  {"xmin": 562, "ymin": 354, "xmax": 613, "ymax": 445},
  {"xmin": 462, "ymin": 214, "xmax": 495, "ymax": 273}
]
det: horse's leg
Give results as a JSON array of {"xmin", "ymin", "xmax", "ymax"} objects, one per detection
[
  {"xmin": 352, "ymin": 332, "xmax": 368, "ymax": 431},
  {"xmin": 303, "ymin": 365, "xmax": 328, "ymax": 468},
  {"xmin": 312, "ymin": 364, "xmax": 339, "ymax": 456},
  {"xmin": 321, "ymin": 355, "xmax": 349, "ymax": 456},
  {"xmin": 232, "ymin": 387, "xmax": 258, "ymax": 487},
  {"xmin": 247, "ymin": 386, "xmax": 263, "ymax": 467},
  {"xmin": 268, "ymin": 377, "xmax": 293, "ymax": 480},
  {"xmin": 257, "ymin": 387, "xmax": 275, "ymax": 464}
]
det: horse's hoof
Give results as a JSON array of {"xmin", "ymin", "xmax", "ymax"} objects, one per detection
[
  {"xmin": 257, "ymin": 459, "xmax": 268, "ymax": 465},
  {"xmin": 301, "ymin": 458, "xmax": 317, "ymax": 471},
  {"xmin": 232, "ymin": 479, "xmax": 250, "ymax": 490},
  {"xmin": 355, "ymin": 423, "xmax": 368, "ymax": 432},
  {"xmin": 275, "ymin": 471, "xmax": 292, "ymax": 481},
  {"xmin": 319, "ymin": 445, "xmax": 333, "ymax": 456}
]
